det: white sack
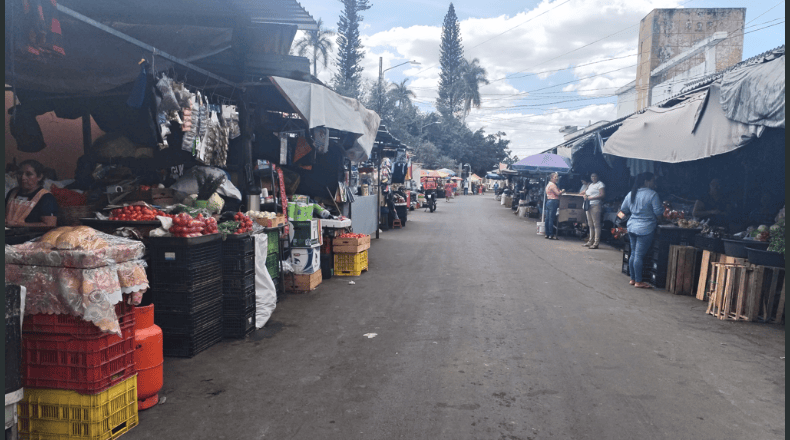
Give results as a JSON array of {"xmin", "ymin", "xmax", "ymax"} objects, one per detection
[{"xmin": 254, "ymin": 233, "xmax": 277, "ymax": 328}]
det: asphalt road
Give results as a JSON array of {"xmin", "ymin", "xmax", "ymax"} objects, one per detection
[{"xmin": 128, "ymin": 195, "xmax": 785, "ymax": 440}]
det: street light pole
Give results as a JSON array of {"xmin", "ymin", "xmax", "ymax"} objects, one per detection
[{"xmin": 377, "ymin": 57, "xmax": 420, "ymax": 116}]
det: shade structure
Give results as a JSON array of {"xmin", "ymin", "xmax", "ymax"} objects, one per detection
[
  {"xmin": 511, "ymin": 153, "xmax": 571, "ymax": 174},
  {"xmin": 420, "ymin": 170, "xmax": 441, "ymax": 178},
  {"xmin": 469, "ymin": 174, "xmax": 482, "ymax": 182},
  {"xmin": 270, "ymin": 76, "xmax": 381, "ymax": 162},
  {"xmin": 485, "ymin": 173, "xmax": 506, "ymax": 180},
  {"xmin": 437, "ymin": 168, "xmax": 456, "ymax": 176}
]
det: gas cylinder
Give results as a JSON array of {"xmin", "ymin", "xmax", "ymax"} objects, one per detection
[{"xmin": 134, "ymin": 304, "xmax": 163, "ymax": 410}]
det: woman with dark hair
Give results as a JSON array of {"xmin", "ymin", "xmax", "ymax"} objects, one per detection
[
  {"xmin": 619, "ymin": 172, "xmax": 663, "ymax": 289},
  {"xmin": 544, "ymin": 172, "xmax": 564, "ymax": 239},
  {"xmin": 5, "ymin": 159, "xmax": 59, "ymax": 227}
]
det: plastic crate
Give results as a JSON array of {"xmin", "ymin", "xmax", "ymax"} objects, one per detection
[
  {"xmin": 223, "ymin": 274, "xmax": 255, "ymax": 292},
  {"xmin": 266, "ymin": 231, "xmax": 280, "ymax": 255},
  {"xmin": 334, "ymin": 250, "xmax": 368, "ymax": 276},
  {"xmin": 154, "ymin": 300, "xmax": 222, "ymax": 335},
  {"xmin": 148, "ymin": 235, "xmax": 221, "ymax": 269},
  {"xmin": 222, "ymin": 308, "xmax": 255, "ymax": 339},
  {"xmin": 162, "ymin": 320, "xmax": 222, "ymax": 358},
  {"xmin": 223, "ymin": 286, "xmax": 256, "ymax": 315},
  {"xmin": 222, "ymin": 235, "xmax": 255, "ymax": 258},
  {"xmin": 21, "ymin": 321, "xmax": 136, "ymax": 395},
  {"xmin": 265, "ymin": 253, "xmax": 280, "ymax": 279},
  {"xmin": 6, "ymin": 320, "xmax": 22, "ymax": 395},
  {"xmin": 18, "ymin": 375, "xmax": 138, "ymax": 440},
  {"xmin": 694, "ymin": 234, "xmax": 725, "ymax": 253},
  {"xmin": 648, "ymin": 270, "xmax": 667, "ymax": 287},
  {"xmin": 152, "ymin": 279, "xmax": 223, "ymax": 314},
  {"xmin": 23, "ymin": 301, "xmax": 135, "ymax": 337},
  {"xmin": 222, "ymin": 255, "xmax": 255, "ymax": 277},
  {"xmin": 148, "ymin": 263, "xmax": 222, "ymax": 292}
]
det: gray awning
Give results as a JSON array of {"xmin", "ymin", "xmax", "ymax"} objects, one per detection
[
  {"xmin": 269, "ymin": 76, "xmax": 381, "ymax": 162},
  {"xmin": 603, "ymin": 84, "xmax": 763, "ymax": 163},
  {"xmin": 720, "ymin": 54, "xmax": 785, "ymax": 128}
]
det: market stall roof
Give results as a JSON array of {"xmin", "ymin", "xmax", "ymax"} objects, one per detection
[
  {"xmin": 511, "ymin": 153, "xmax": 571, "ymax": 174},
  {"xmin": 603, "ymin": 85, "xmax": 763, "ymax": 163},
  {"xmin": 469, "ymin": 174, "xmax": 482, "ymax": 182},
  {"xmin": 269, "ymin": 76, "xmax": 381, "ymax": 162},
  {"xmin": 437, "ymin": 168, "xmax": 456, "ymax": 176},
  {"xmin": 485, "ymin": 173, "xmax": 506, "ymax": 180}
]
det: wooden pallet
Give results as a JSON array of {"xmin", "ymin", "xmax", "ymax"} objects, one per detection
[
  {"xmin": 706, "ymin": 263, "xmax": 785, "ymax": 323},
  {"xmin": 666, "ymin": 245, "xmax": 701, "ymax": 295},
  {"xmin": 696, "ymin": 252, "xmax": 744, "ymax": 301}
]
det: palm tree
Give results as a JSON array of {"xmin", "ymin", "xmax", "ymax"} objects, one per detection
[
  {"xmin": 456, "ymin": 58, "xmax": 489, "ymax": 121},
  {"xmin": 293, "ymin": 19, "xmax": 335, "ymax": 77},
  {"xmin": 388, "ymin": 79, "xmax": 415, "ymax": 111}
]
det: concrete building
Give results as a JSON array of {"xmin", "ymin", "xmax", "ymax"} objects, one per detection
[{"xmin": 616, "ymin": 8, "xmax": 745, "ymax": 117}]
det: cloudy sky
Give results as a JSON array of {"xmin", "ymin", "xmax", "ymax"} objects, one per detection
[{"xmin": 294, "ymin": 0, "xmax": 785, "ymax": 158}]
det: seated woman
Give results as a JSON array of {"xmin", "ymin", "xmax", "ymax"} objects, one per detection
[{"xmin": 5, "ymin": 160, "xmax": 59, "ymax": 227}]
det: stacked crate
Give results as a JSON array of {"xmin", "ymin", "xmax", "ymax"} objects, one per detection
[
  {"xmin": 18, "ymin": 300, "xmax": 139, "ymax": 439},
  {"xmin": 6, "ymin": 285, "xmax": 23, "ymax": 440},
  {"xmin": 286, "ymin": 221, "xmax": 323, "ymax": 292},
  {"xmin": 622, "ymin": 226, "xmax": 700, "ymax": 287},
  {"xmin": 265, "ymin": 229, "xmax": 282, "ymax": 284},
  {"xmin": 333, "ymin": 235, "xmax": 370, "ymax": 277},
  {"xmin": 222, "ymin": 235, "xmax": 256, "ymax": 339},
  {"xmin": 149, "ymin": 235, "xmax": 223, "ymax": 357}
]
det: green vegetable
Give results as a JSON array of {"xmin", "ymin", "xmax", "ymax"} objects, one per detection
[
  {"xmin": 768, "ymin": 218, "xmax": 785, "ymax": 255},
  {"xmin": 218, "ymin": 221, "xmax": 240, "ymax": 234}
]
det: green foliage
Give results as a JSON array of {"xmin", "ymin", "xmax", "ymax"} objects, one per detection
[
  {"xmin": 768, "ymin": 218, "xmax": 785, "ymax": 255},
  {"xmin": 294, "ymin": 19, "xmax": 336, "ymax": 77},
  {"xmin": 457, "ymin": 58, "xmax": 489, "ymax": 120},
  {"xmin": 332, "ymin": 0, "xmax": 372, "ymax": 100},
  {"xmin": 436, "ymin": 3, "xmax": 464, "ymax": 116}
]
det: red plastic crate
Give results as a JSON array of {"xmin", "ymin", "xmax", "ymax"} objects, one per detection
[
  {"xmin": 22, "ymin": 319, "xmax": 136, "ymax": 394},
  {"xmin": 22, "ymin": 299, "xmax": 135, "ymax": 337}
]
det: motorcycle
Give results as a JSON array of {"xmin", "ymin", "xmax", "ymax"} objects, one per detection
[{"xmin": 424, "ymin": 190, "xmax": 437, "ymax": 212}]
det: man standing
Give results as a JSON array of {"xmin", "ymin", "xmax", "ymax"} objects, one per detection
[{"xmin": 464, "ymin": 179, "xmax": 469, "ymax": 195}]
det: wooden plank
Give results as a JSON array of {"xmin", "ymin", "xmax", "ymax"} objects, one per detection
[
  {"xmin": 696, "ymin": 250, "xmax": 712, "ymax": 300},
  {"xmin": 721, "ymin": 267, "xmax": 736, "ymax": 319},
  {"xmin": 706, "ymin": 263, "xmax": 720, "ymax": 315},
  {"xmin": 762, "ymin": 270, "xmax": 780, "ymax": 322},
  {"xmin": 774, "ymin": 279, "xmax": 786, "ymax": 324},
  {"xmin": 734, "ymin": 265, "xmax": 751, "ymax": 320},
  {"xmin": 667, "ymin": 245, "xmax": 678, "ymax": 293},
  {"xmin": 714, "ymin": 263, "xmax": 728, "ymax": 317},
  {"xmin": 745, "ymin": 265, "xmax": 765, "ymax": 321},
  {"xmin": 684, "ymin": 248, "xmax": 699, "ymax": 295}
]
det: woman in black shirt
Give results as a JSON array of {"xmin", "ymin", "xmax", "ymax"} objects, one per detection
[{"xmin": 5, "ymin": 160, "xmax": 59, "ymax": 227}]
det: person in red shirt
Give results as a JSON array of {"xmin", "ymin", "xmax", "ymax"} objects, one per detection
[{"xmin": 444, "ymin": 180, "xmax": 454, "ymax": 202}]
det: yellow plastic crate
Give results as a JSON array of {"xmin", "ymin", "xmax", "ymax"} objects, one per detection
[
  {"xmin": 18, "ymin": 375, "xmax": 138, "ymax": 440},
  {"xmin": 334, "ymin": 250, "xmax": 368, "ymax": 276}
]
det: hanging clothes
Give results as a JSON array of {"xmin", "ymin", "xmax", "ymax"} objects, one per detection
[{"xmin": 16, "ymin": 0, "xmax": 65, "ymax": 58}]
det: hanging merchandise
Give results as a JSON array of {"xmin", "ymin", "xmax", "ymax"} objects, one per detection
[
  {"xmin": 279, "ymin": 134, "xmax": 288, "ymax": 165},
  {"xmin": 312, "ymin": 127, "xmax": 330, "ymax": 154},
  {"xmin": 127, "ymin": 62, "xmax": 150, "ymax": 109},
  {"xmin": 391, "ymin": 149, "xmax": 408, "ymax": 184},
  {"xmin": 16, "ymin": 0, "xmax": 65, "ymax": 58},
  {"xmin": 223, "ymin": 105, "xmax": 241, "ymax": 139},
  {"xmin": 180, "ymin": 92, "xmax": 196, "ymax": 152},
  {"xmin": 293, "ymin": 136, "xmax": 314, "ymax": 169}
]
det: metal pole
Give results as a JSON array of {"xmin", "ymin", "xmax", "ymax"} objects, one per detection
[
  {"xmin": 376, "ymin": 147, "xmax": 381, "ymax": 239},
  {"xmin": 378, "ymin": 57, "xmax": 383, "ymax": 115}
]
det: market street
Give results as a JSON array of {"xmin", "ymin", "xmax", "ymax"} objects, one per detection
[{"xmin": 127, "ymin": 195, "xmax": 785, "ymax": 440}]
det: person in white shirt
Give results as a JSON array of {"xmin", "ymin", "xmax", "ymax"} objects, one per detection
[{"xmin": 583, "ymin": 173, "xmax": 606, "ymax": 249}]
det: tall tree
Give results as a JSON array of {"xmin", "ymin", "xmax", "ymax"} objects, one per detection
[
  {"xmin": 457, "ymin": 58, "xmax": 489, "ymax": 121},
  {"xmin": 293, "ymin": 19, "xmax": 336, "ymax": 77},
  {"xmin": 332, "ymin": 0, "xmax": 372, "ymax": 100},
  {"xmin": 436, "ymin": 3, "xmax": 464, "ymax": 116},
  {"xmin": 389, "ymin": 79, "xmax": 415, "ymax": 110}
]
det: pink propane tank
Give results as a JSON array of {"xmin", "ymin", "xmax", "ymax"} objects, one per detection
[{"xmin": 134, "ymin": 304, "xmax": 163, "ymax": 410}]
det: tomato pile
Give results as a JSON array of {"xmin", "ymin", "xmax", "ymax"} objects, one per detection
[
  {"xmin": 338, "ymin": 233, "xmax": 367, "ymax": 239},
  {"xmin": 110, "ymin": 205, "xmax": 171, "ymax": 221},
  {"xmin": 169, "ymin": 213, "xmax": 219, "ymax": 238},
  {"xmin": 233, "ymin": 212, "xmax": 253, "ymax": 234}
]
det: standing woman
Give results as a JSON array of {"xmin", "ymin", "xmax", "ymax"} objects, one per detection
[
  {"xmin": 583, "ymin": 173, "xmax": 606, "ymax": 249},
  {"xmin": 544, "ymin": 172, "xmax": 564, "ymax": 239},
  {"xmin": 5, "ymin": 160, "xmax": 59, "ymax": 227},
  {"xmin": 444, "ymin": 179, "xmax": 454, "ymax": 202},
  {"xmin": 620, "ymin": 172, "xmax": 663, "ymax": 288}
]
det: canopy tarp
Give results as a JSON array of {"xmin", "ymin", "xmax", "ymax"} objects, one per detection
[
  {"xmin": 719, "ymin": 53, "xmax": 785, "ymax": 128},
  {"xmin": 511, "ymin": 153, "xmax": 571, "ymax": 174},
  {"xmin": 420, "ymin": 170, "xmax": 441, "ymax": 178},
  {"xmin": 485, "ymin": 173, "xmax": 506, "ymax": 180},
  {"xmin": 603, "ymin": 85, "xmax": 763, "ymax": 163},
  {"xmin": 469, "ymin": 174, "xmax": 482, "ymax": 182},
  {"xmin": 437, "ymin": 168, "xmax": 456, "ymax": 176},
  {"xmin": 269, "ymin": 76, "xmax": 381, "ymax": 162}
]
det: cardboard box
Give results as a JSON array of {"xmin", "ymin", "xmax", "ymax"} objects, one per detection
[
  {"xmin": 557, "ymin": 208, "xmax": 587, "ymax": 223},
  {"xmin": 290, "ymin": 219, "xmax": 322, "ymax": 247},
  {"xmin": 559, "ymin": 194, "xmax": 584, "ymax": 210},
  {"xmin": 285, "ymin": 270, "xmax": 322, "ymax": 292},
  {"xmin": 289, "ymin": 245, "xmax": 321, "ymax": 275},
  {"xmin": 333, "ymin": 241, "xmax": 370, "ymax": 254},
  {"xmin": 255, "ymin": 214, "xmax": 287, "ymax": 228}
]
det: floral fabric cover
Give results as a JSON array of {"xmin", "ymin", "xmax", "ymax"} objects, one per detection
[
  {"xmin": 4, "ymin": 260, "xmax": 148, "ymax": 336},
  {"xmin": 5, "ymin": 233, "xmax": 145, "ymax": 269}
]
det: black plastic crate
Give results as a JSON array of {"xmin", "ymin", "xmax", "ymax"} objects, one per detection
[
  {"xmin": 694, "ymin": 234, "xmax": 725, "ymax": 253},
  {"xmin": 148, "ymin": 235, "xmax": 222, "ymax": 269},
  {"xmin": 149, "ymin": 263, "xmax": 222, "ymax": 292},
  {"xmin": 162, "ymin": 320, "xmax": 223, "ymax": 358},
  {"xmin": 5, "ymin": 320, "xmax": 22, "ymax": 394},
  {"xmin": 223, "ymin": 274, "xmax": 255, "ymax": 291},
  {"xmin": 223, "ymin": 286, "xmax": 256, "ymax": 315},
  {"xmin": 222, "ymin": 255, "xmax": 255, "ymax": 276},
  {"xmin": 153, "ymin": 279, "xmax": 223, "ymax": 314},
  {"xmin": 222, "ymin": 235, "xmax": 255, "ymax": 258},
  {"xmin": 622, "ymin": 261, "xmax": 654, "ymax": 277},
  {"xmin": 648, "ymin": 270, "xmax": 667, "ymax": 287},
  {"xmin": 222, "ymin": 308, "xmax": 256, "ymax": 339},
  {"xmin": 155, "ymin": 300, "xmax": 223, "ymax": 335}
]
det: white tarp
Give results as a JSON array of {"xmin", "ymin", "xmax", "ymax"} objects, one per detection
[
  {"xmin": 254, "ymin": 233, "xmax": 277, "ymax": 328},
  {"xmin": 603, "ymin": 85, "xmax": 763, "ymax": 163},
  {"xmin": 719, "ymin": 54, "xmax": 785, "ymax": 128},
  {"xmin": 270, "ymin": 76, "xmax": 381, "ymax": 162}
]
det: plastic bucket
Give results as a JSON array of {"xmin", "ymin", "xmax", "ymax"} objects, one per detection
[{"xmin": 537, "ymin": 222, "xmax": 545, "ymax": 235}]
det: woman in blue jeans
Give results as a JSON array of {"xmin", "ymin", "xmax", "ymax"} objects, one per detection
[
  {"xmin": 544, "ymin": 172, "xmax": 564, "ymax": 239},
  {"xmin": 620, "ymin": 172, "xmax": 663, "ymax": 288}
]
